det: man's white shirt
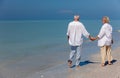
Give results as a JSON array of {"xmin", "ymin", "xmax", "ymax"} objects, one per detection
[
  {"xmin": 98, "ymin": 23, "xmax": 112, "ymax": 46},
  {"xmin": 67, "ymin": 21, "xmax": 90, "ymax": 46}
]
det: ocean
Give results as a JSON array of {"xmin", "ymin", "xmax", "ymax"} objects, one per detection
[{"xmin": 0, "ymin": 20, "xmax": 120, "ymax": 78}]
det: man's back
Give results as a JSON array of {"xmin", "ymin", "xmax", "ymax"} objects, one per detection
[{"xmin": 67, "ymin": 21, "xmax": 89, "ymax": 46}]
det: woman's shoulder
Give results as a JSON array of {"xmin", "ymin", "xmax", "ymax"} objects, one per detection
[{"xmin": 102, "ymin": 23, "xmax": 112, "ymax": 30}]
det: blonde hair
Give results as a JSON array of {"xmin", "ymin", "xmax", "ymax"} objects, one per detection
[{"xmin": 103, "ymin": 16, "xmax": 110, "ymax": 23}]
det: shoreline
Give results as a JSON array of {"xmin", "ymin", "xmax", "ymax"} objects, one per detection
[
  {"xmin": 0, "ymin": 39, "xmax": 120, "ymax": 78},
  {"xmin": 0, "ymin": 43, "xmax": 119, "ymax": 78},
  {"xmin": 27, "ymin": 46, "xmax": 120, "ymax": 78}
]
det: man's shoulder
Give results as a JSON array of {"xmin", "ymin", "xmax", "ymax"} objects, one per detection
[
  {"xmin": 69, "ymin": 21, "xmax": 82, "ymax": 25},
  {"xmin": 68, "ymin": 21, "xmax": 74, "ymax": 26}
]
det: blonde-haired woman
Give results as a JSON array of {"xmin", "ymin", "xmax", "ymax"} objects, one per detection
[{"xmin": 92, "ymin": 16, "xmax": 113, "ymax": 67}]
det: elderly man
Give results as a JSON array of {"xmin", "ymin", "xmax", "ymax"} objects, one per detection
[
  {"xmin": 91, "ymin": 16, "xmax": 113, "ymax": 67},
  {"xmin": 67, "ymin": 15, "xmax": 92, "ymax": 68}
]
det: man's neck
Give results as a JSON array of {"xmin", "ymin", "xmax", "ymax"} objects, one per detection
[{"xmin": 74, "ymin": 20, "xmax": 79, "ymax": 22}]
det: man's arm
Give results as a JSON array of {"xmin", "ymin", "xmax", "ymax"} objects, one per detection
[
  {"xmin": 88, "ymin": 35, "xmax": 93, "ymax": 40},
  {"xmin": 81, "ymin": 24, "xmax": 90, "ymax": 38},
  {"xmin": 67, "ymin": 23, "xmax": 70, "ymax": 41}
]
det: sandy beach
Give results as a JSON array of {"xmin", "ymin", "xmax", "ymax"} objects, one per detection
[
  {"xmin": 0, "ymin": 21, "xmax": 120, "ymax": 78},
  {"xmin": 1, "ymin": 0, "xmax": 120, "ymax": 77},
  {"xmin": 27, "ymin": 46, "xmax": 120, "ymax": 78}
]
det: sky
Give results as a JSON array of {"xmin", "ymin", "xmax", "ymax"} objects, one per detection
[{"xmin": 0, "ymin": 0, "xmax": 120, "ymax": 20}]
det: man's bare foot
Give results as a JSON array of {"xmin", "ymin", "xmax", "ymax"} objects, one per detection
[
  {"xmin": 77, "ymin": 66, "xmax": 80, "ymax": 68},
  {"xmin": 68, "ymin": 60, "xmax": 72, "ymax": 68},
  {"xmin": 76, "ymin": 65, "xmax": 80, "ymax": 70}
]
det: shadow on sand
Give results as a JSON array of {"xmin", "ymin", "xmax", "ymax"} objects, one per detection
[
  {"xmin": 104, "ymin": 59, "xmax": 117, "ymax": 66},
  {"xmin": 70, "ymin": 60, "xmax": 99, "ymax": 68},
  {"xmin": 70, "ymin": 59, "xmax": 117, "ymax": 68},
  {"xmin": 80, "ymin": 60, "xmax": 99, "ymax": 66}
]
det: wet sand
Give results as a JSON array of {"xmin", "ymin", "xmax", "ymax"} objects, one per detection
[{"xmin": 27, "ymin": 47, "xmax": 120, "ymax": 78}]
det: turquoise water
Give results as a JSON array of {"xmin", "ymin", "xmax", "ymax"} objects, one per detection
[
  {"xmin": 0, "ymin": 20, "xmax": 120, "ymax": 78},
  {"xmin": 0, "ymin": 20, "xmax": 120, "ymax": 61},
  {"xmin": 0, "ymin": 20, "xmax": 68, "ymax": 58}
]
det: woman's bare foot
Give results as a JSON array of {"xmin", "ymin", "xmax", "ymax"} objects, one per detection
[
  {"xmin": 101, "ymin": 63, "xmax": 105, "ymax": 67},
  {"xmin": 108, "ymin": 61, "xmax": 112, "ymax": 65}
]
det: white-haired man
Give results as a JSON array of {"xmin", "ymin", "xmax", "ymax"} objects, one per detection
[{"xmin": 67, "ymin": 15, "xmax": 92, "ymax": 68}]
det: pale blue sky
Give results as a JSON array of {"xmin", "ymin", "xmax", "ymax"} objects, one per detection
[{"xmin": 0, "ymin": 0, "xmax": 120, "ymax": 20}]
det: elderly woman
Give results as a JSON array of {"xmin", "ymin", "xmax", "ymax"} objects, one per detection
[{"xmin": 92, "ymin": 16, "xmax": 113, "ymax": 67}]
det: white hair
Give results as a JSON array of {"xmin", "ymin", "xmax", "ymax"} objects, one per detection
[
  {"xmin": 74, "ymin": 15, "xmax": 80, "ymax": 19},
  {"xmin": 74, "ymin": 15, "xmax": 80, "ymax": 20}
]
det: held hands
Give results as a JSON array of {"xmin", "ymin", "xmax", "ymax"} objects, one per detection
[{"xmin": 89, "ymin": 36, "xmax": 97, "ymax": 41}]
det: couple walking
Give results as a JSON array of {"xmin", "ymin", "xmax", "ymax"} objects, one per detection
[{"xmin": 67, "ymin": 15, "xmax": 113, "ymax": 68}]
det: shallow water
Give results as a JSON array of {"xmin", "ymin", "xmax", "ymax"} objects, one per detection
[{"xmin": 0, "ymin": 20, "xmax": 120, "ymax": 78}]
